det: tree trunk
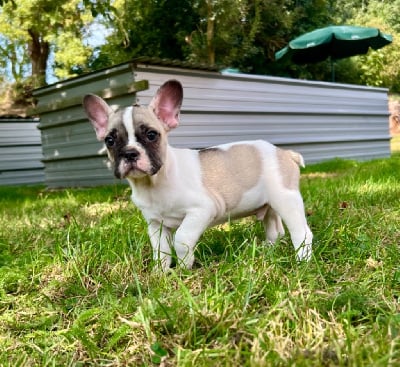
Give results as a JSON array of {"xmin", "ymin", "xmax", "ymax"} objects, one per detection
[
  {"xmin": 28, "ymin": 29, "xmax": 49, "ymax": 87},
  {"xmin": 206, "ymin": 0, "xmax": 215, "ymax": 65}
]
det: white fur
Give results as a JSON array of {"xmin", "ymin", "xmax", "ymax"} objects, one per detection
[
  {"xmin": 127, "ymin": 140, "xmax": 312, "ymax": 270},
  {"xmin": 122, "ymin": 107, "xmax": 137, "ymax": 146}
]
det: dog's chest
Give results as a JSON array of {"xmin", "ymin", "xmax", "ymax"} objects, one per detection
[
  {"xmin": 127, "ymin": 149, "xmax": 207, "ymax": 227},
  {"xmin": 130, "ymin": 186, "xmax": 189, "ymax": 227}
]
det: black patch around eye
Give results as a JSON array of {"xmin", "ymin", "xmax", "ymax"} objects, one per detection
[
  {"xmin": 102, "ymin": 126, "xmax": 130, "ymax": 179},
  {"xmin": 137, "ymin": 125, "xmax": 160, "ymax": 145},
  {"xmin": 105, "ymin": 128, "xmax": 128, "ymax": 159},
  {"xmin": 146, "ymin": 129, "xmax": 159, "ymax": 142},
  {"xmin": 136, "ymin": 124, "xmax": 163, "ymax": 174},
  {"xmin": 105, "ymin": 135, "xmax": 115, "ymax": 147},
  {"xmin": 105, "ymin": 128, "xmax": 127, "ymax": 147}
]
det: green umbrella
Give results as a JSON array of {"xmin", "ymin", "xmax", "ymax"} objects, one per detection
[{"xmin": 275, "ymin": 25, "xmax": 393, "ymax": 81}]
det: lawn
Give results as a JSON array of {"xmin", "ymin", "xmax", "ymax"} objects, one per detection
[{"xmin": 0, "ymin": 154, "xmax": 399, "ymax": 366}]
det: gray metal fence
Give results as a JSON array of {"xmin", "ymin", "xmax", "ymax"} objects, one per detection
[
  {"xmin": 32, "ymin": 59, "xmax": 390, "ymax": 188},
  {"xmin": 0, "ymin": 117, "xmax": 44, "ymax": 186},
  {"xmin": 133, "ymin": 64, "xmax": 390, "ymax": 162}
]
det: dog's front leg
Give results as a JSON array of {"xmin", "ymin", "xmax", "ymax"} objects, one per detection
[
  {"xmin": 148, "ymin": 221, "xmax": 173, "ymax": 271},
  {"xmin": 174, "ymin": 211, "xmax": 211, "ymax": 269}
]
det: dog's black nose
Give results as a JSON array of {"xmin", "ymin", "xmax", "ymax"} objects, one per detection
[{"xmin": 124, "ymin": 149, "xmax": 139, "ymax": 162}]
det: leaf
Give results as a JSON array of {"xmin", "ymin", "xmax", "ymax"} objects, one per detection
[
  {"xmin": 151, "ymin": 341, "xmax": 168, "ymax": 356},
  {"xmin": 151, "ymin": 341, "xmax": 168, "ymax": 363}
]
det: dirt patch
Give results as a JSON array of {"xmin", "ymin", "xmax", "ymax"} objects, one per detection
[
  {"xmin": 0, "ymin": 84, "xmax": 32, "ymax": 117},
  {"xmin": 302, "ymin": 172, "xmax": 338, "ymax": 179}
]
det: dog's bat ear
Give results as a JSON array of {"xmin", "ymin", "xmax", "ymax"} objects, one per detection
[
  {"xmin": 83, "ymin": 94, "xmax": 113, "ymax": 141},
  {"xmin": 149, "ymin": 80, "xmax": 183, "ymax": 131}
]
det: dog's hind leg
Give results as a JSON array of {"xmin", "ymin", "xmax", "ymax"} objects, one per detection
[
  {"xmin": 269, "ymin": 190, "xmax": 313, "ymax": 261},
  {"xmin": 262, "ymin": 206, "xmax": 285, "ymax": 244}
]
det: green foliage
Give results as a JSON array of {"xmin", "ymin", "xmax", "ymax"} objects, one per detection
[
  {"xmin": 332, "ymin": 0, "xmax": 400, "ymax": 92},
  {"xmin": 0, "ymin": 0, "xmax": 97, "ymax": 86},
  {"xmin": 90, "ymin": 0, "xmax": 399, "ymax": 90},
  {"xmin": 0, "ymin": 154, "xmax": 400, "ymax": 365},
  {"xmin": 1, "ymin": 0, "xmax": 400, "ymax": 92},
  {"xmin": 96, "ymin": 0, "xmax": 336, "ymax": 77},
  {"xmin": 91, "ymin": 0, "xmax": 198, "ymax": 68}
]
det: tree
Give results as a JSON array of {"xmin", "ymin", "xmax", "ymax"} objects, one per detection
[
  {"xmin": 92, "ymin": 0, "xmax": 338, "ymax": 80},
  {"xmin": 94, "ymin": 0, "xmax": 198, "ymax": 67},
  {"xmin": 0, "ymin": 0, "xmax": 97, "ymax": 87},
  {"xmin": 354, "ymin": 0, "xmax": 400, "ymax": 92},
  {"xmin": 331, "ymin": 0, "xmax": 400, "ymax": 92},
  {"xmin": 186, "ymin": 0, "xmax": 242, "ymax": 66},
  {"xmin": 187, "ymin": 0, "xmax": 332, "ymax": 76},
  {"xmin": 1, "ymin": 0, "xmax": 395, "ymax": 93}
]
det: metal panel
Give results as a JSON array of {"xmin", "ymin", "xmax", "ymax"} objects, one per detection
[
  {"xmin": 0, "ymin": 118, "xmax": 45, "ymax": 186},
  {"xmin": 33, "ymin": 63, "xmax": 144, "ymax": 113},
  {"xmin": 134, "ymin": 65, "xmax": 390, "ymax": 164},
  {"xmin": 33, "ymin": 60, "xmax": 390, "ymax": 188},
  {"xmin": 43, "ymin": 156, "xmax": 118, "ymax": 188}
]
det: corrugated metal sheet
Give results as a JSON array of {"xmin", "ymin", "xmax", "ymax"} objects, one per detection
[
  {"xmin": 133, "ymin": 64, "xmax": 390, "ymax": 163},
  {"xmin": 0, "ymin": 117, "xmax": 45, "ymax": 186},
  {"xmin": 33, "ymin": 59, "xmax": 390, "ymax": 188}
]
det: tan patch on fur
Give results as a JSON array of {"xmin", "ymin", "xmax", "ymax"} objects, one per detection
[
  {"xmin": 199, "ymin": 145, "xmax": 262, "ymax": 210},
  {"xmin": 276, "ymin": 148, "xmax": 303, "ymax": 190},
  {"xmin": 132, "ymin": 107, "xmax": 161, "ymax": 130}
]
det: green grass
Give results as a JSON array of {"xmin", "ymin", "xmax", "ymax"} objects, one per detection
[{"xmin": 1, "ymin": 154, "xmax": 400, "ymax": 366}]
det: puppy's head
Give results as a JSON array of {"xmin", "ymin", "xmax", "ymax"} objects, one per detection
[{"xmin": 83, "ymin": 80, "xmax": 183, "ymax": 179}]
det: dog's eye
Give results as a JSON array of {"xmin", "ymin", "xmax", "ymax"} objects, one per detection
[
  {"xmin": 146, "ymin": 130, "xmax": 158, "ymax": 142},
  {"xmin": 105, "ymin": 136, "xmax": 115, "ymax": 147}
]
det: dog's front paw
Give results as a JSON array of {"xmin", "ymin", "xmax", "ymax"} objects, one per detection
[
  {"xmin": 174, "ymin": 246, "xmax": 195, "ymax": 270},
  {"xmin": 152, "ymin": 255, "xmax": 172, "ymax": 272}
]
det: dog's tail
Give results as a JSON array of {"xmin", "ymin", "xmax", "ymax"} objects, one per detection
[{"xmin": 289, "ymin": 150, "xmax": 305, "ymax": 168}]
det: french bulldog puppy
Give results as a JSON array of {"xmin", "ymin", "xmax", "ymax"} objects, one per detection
[{"xmin": 83, "ymin": 80, "xmax": 313, "ymax": 270}]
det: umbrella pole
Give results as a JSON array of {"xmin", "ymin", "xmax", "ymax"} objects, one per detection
[{"xmin": 331, "ymin": 57, "xmax": 335, "ymax": 82}]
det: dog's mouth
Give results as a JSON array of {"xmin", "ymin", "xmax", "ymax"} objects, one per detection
[
  {"xmin": 108, "ymin": 143, "xmax": 163, "ymax": 180},
  {"xmin": 116, "ymin": 159, "xmax": 161, "ymax": 179}
]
